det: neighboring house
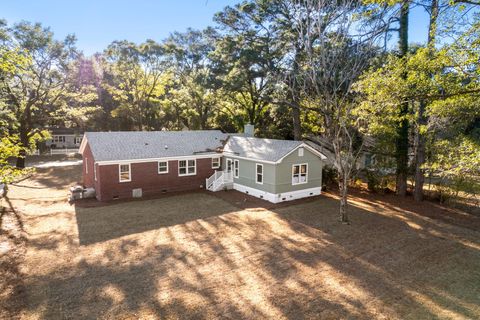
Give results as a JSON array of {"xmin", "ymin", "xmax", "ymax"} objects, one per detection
[
  {"xmin": 45, "ymin": 127, "xmax": 84, "ymax": 149},
  {"xmin": 79, "ymin": 129, "xmax": 327, "ymax": 203}
]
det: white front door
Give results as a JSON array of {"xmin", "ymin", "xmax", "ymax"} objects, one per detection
[{"xmin": 226, "ymin": 158, "xmax": 233, "ymax": 172}]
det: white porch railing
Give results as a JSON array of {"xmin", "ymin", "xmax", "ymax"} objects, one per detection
[{"xmin": 206, "ymin": 170, "xmax": 233, "ymax": 191}]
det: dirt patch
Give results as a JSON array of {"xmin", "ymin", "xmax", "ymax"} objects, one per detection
[{"xmin": 4, "ymin": 166, "xmax": 480, "ymax": 319}]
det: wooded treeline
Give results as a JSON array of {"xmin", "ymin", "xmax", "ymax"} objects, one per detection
[{"xmin": 1, "ymin": 0, "xmax": 479, "ymax": 220}]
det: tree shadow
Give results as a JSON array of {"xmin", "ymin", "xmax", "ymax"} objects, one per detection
[
  {"xmin": 16, "ymin": 187, "xmax": 480, "ymax": 319},
  {"xmin": 74, "ymin": 192, "xmax": 240, "ymax": 245},
  {"xmin": 0, "ymin": 194, "xmax": 27, "ymax": 319}
]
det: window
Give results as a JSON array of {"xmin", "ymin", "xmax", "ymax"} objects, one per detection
[
  {"xmin": 234, "ymin": 160, "xmax": 239, "ymax": 178},
  {"xmin": 74, "ymin": 136, "xmax": 82, "ymax": 145},
  {"xmin": 292, "ymin": 164, "xmax": 308, "ymax": 185},
  {"xmin": 158, "ymin": 161, "xmax": 168, "ymax": 174},
  {"xmin": 179, "ymin": 159, "xmax": 196, "ymax": 176},
  {"xmin": 85, "ymin": 158, "xmax": 88, "ymax": 174},
  {"xmin": 94, "ymin": 163, "xmax": 97, "ymax": 181},
  {"xmin": 256, "ymin": 164, "xmax": 263, "ymax": 184},
  {"xmin": 53, "ymin": 135, "xmax": 66, "ymax": 143},
  {"xmin": 212, "ymin": 157, "xmax": 220, "ymax": 169},
  {"xmin": 119, "ymin": 164, "xmax": 131, "ymax": 182},
  {"xmin": 298, "ymin": 147, "xmax": 304, "ymax": 157}
]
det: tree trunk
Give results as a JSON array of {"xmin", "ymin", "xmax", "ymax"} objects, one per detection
[
  {"xmin": 414, "ymin": 101, "xmax": 426, "ymax": 201},
  {"xmin": 414, "ymin": 0, "xmax": 438, "ymax": 201},
  {"xmin": 338, "ymin": 173, "xmax": 349, "ymax": 224},
  {"xmin": 395, "ymin": 0, "xmax": 410, "ymax": 196},
  {"xmin": 16, "ymin": 122, "xmax": 29, "ymax": 169},
  {"xmin": 291, "ymin": 47, "xmax": 302, "ymax": 141},
  {"xmin": 292, "ymin": 101, "xmax": 302, "ymax": 140}
]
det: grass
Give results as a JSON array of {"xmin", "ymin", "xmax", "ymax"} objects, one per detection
[{"xmin": 1, "ymin": 164, "xmax": 479, "ymax": 319}]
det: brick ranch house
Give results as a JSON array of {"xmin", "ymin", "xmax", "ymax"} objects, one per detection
[{"xmin": 79, "ymin": 130, "xmax": 327, "ymax": 203}]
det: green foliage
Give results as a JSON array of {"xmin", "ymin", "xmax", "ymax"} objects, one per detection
[{"xmin": 0, "ymin": 135, "xmax": 33, "ymax": 183}]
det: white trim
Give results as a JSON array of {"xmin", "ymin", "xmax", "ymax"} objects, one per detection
[
  {"xmin": 94, "ymin": 162, "xmax": 97, "ymax": 181},
  {"xmin": 78, "ymin": 134, "xmax": 87, "ymax": 154},
  {"xmin": 276, "ymin": 143, "xmax": 327, "ymax": 163},
  {"xmin": 221, "ymin": 152, "xmax": 276, "ymax": 165},
  {"xmin": 233, "ymin": 183, "xmax": 276, "ymax": 202},
  {"xmin": 85, "ymin": 158, "xmax": 88, "ymax": 174},
  {"xmin": 158, "ymin": 161, "xmax": 169, "ymax": 174},
  {"xmin": 97, "ymin": 153, "xmax": 218, "ymax": 166},
  {"xmin": 233, "ymin": 183, "xmax": 321, "ymax": 204},
  {"xmin": 276, "ymin": 186, "xmax": 321, "ymax": 203},
  {"xmin": 212, "ymin": 157, "xmax": 221, "ymax": 169},
  {"xmin": 292, "ymin": 163, "xmax": 308, "ymax": 185},
  {"xmin": 119, "ymin": 163, "xmax": 131, "ymax": 182},
  {"xmin": 234, "ymin": 159, "xmax": 239, "ymax": 178},
  {"xmin": 178, "ymin": 159, "xmax": 196, "ymax": 176},
  {"xmin": 256, "ymin": 163, "xmax": 263, "ymax": 185}
]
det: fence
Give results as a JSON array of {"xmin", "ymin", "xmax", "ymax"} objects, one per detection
[{"xmin": 50, "ymin": 148, "xmax": 80, "ymax": 155}]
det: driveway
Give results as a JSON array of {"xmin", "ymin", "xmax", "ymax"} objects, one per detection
[{"xmin": 2, "ymin": 165, "xmax": 480, "ymax": 319}]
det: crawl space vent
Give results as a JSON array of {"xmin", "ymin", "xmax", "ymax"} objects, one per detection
[{"xmin": 132, "ymin": 188, "xmax": 143, "ymax": 198}]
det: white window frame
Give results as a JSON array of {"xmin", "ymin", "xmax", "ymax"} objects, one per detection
[
  {"xmin": 292, "ymin": 163, "xmax": 308, "ymax": 185},
  {"xmin": 74, "ymin": 136, "xmax": 82, "ymax": 145},
  {"xmin": 119, "ymin": 163, "xmax": 131, "ymax": 182},
  {"xmin": 212, "ymin": 157, "xmax": 221, "ymax": 169},
  {"xmin": 234, "ymin": 159, "xmax": 239, "ymax": 178},
  {"xmin": 178, "ymin": 159, "xmax": 196, "ymax": 176},
  {"xmin": 256, "ymin": 163, "xmax": 263, "ymax": 184},
  {"xmin": 94, "ymin": 163, "xmax": 97, "ymax": 181},
  {"xmin": 158, "ymin": 161, "xmax": 169, "ymax": 174},
  {"xmin": 85, "ymin": 158, "xmax": 88, "ymax": 174},
  {"xmin": 298, "ymin": 147, "xmax": 304, "ymax": 157}
]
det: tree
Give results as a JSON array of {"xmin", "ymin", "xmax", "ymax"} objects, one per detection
[
  {"xmin": 163, "ymin": 28, "xmax": 220, "ymax": 129},
  {"xmin": 0, "ymin": 21, "xmax": 77, "ymax": 168},
  {"xmin": 292, "ymin": 0, "xmax": 380, "ymax": 223},
  {"xmin": 104, "ymin": 40, "xmax": 170, "ymax": 131},
  {"xmin": 212, "ymin": 3, "xmax": 280, "ymax": 133}
]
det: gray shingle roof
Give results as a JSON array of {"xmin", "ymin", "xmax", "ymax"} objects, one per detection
[
  {"xmin": 85, "ymin": 130, "xmax": 228, "ymax": 162},
  {"xmin": 223, "ymin": 136, "xmax": 304, "ymax": 162}
]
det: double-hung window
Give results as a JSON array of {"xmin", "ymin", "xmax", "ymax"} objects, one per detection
[
  {"xmin": 158, "ymin": 161, "xmax": 168, "ymax": 174},
  {"xmin": 234, "ymin": 160, "xmax": 239, "ymax": 178},
  {"xmin": 179, "ymin": 159, "xmax": 196, "ymax": 176},
  {"xmin": 256, "ymin": 164, "xmax": 263, "ymax": 184},
  {"xmin": 119, "ymin": 164, "xmax": 131, "ymax": 182},
  {"xmin": 212, "ymin": 157, "xmax": 220, "ymax": 169},
  {"xmin": 292, "ymin": 164, "xmax": 308, "ymax": 185}
]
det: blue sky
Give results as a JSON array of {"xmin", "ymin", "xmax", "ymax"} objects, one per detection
[{"xmin": 2, "ymin": 0, "xmax": 430, "ymax": 55}]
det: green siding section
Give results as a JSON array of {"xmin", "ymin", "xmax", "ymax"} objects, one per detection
[
  {"xmin": 222, "ymin": 146, "xmax": 323, "ymax": 195},
  {"xmin": 223, "ymin": 156, "xmax": 276, "ymax": 193},
  {"xmin": 274, "ymin": 147, "xmax": 323, "ymax": 194}
]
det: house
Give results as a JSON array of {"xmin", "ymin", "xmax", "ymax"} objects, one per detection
[
  {"xmin": 45, "ymin": 127, "xmax": 84, "ymax": 149},
  {"xmin": 79, "ymin": 129, "xmax": 327, "ymax": 203}
]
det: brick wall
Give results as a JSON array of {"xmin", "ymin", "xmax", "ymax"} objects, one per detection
[
  {"xmin": 96, "ymin": 158, "xmax": 220, "ymax": 201},
  {"xmin": 82, "ymin": 143, "xmax": 95, "ymax": 188}
]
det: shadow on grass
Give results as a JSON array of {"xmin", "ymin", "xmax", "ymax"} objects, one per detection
[
  {"xmin": 22, "ymin": 189, "xmax": 480, "ymax": 319},
  {"xmin": 74, "ymin": 192, "xmax": 238, "ymax": 245}
]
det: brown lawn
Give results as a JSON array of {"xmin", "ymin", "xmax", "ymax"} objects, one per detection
[{"xmin": 1, "ymin": 164, "xmax": 480, "ymax": 319}]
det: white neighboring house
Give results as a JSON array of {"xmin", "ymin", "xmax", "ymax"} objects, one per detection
[{"xmin": 45, "ymin": 127, "xmax": 84, "ymax": 149}]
